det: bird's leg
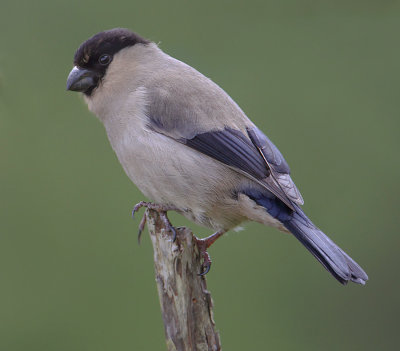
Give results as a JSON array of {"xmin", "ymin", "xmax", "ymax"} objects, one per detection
[
  {"xmin": 195, "ymin": 230, "xmax": 226, "ymax": 276},
  {"xmin": 132, "ymin": 201, "xmax": 179, "ymax": 243}
]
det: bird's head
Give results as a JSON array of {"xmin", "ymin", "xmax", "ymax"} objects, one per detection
[{"xmin": 66, "ymin": 28, "xmax": 149, "ymax": 96}]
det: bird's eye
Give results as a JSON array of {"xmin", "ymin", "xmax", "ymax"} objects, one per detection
[{"xmin": 98, "ymin": 54, "xmax": 112, "ymax": 65}]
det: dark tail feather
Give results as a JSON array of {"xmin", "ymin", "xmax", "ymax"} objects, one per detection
[{"xmin": 284, "ymin": 209, "xmax": 368, "ymax": 285}]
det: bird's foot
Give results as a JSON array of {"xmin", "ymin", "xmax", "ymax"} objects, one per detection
[
  {"xmin": 132, "ymin": 201, "xmax": 179, "ymax": 243},
  {"xmin": 195, "ymin": 230, "xmax": 226, "ymax": 276}
]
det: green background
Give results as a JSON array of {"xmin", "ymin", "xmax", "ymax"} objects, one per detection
[{"xmin": 1, "ymin": 1, "xmax": 399, "ymax": 350}]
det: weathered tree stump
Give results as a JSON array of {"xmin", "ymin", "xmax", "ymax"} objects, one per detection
[{"xmin": 146, "ymin": 209, "xmax": 221, "ymax": 351}]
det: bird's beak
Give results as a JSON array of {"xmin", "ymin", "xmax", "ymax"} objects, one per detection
[{"xmin": 66, "ymin": 66, "xmax": 99, "ymax": 92}]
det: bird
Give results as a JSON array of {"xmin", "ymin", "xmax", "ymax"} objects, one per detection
[{"xmin": 66, "ymin": 28, "xmax": 368, "ymax": 285}]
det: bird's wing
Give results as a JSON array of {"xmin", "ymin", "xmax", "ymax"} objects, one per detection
[{"xmin": 148, "ymin": 115, "xmax": 303, "ymax": 210}]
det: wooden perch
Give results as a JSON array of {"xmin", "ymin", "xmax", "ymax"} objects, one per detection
[{"xmin": 145, "ymin": 209, "xmax": 221, "ymax": 351}]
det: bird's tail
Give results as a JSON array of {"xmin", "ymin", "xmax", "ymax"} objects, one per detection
[
  {"xmin": 244, "ymin": 190, "xmax": 368, "ymax": 285},
  {"xmin": 283, "ymin": 208, "xmax": 368, "ymax": 285}
]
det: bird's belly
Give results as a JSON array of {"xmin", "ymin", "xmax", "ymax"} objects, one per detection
[{"xmin": 108, "ymin": 128, "xmax": 245, "ymax": 230}]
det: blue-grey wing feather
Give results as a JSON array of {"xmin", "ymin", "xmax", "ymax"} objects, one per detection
[{"xmin": 247, "ymin": 127, "xmax": 304, "ymax": 206}]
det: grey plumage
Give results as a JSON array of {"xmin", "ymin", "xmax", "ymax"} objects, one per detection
[{"xmin": 67, "ymin": 28, "xmax": 368, "ymax": 285}]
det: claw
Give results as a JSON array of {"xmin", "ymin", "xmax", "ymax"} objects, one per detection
[
  {"xmin": 199, "ymin": 264, "xmax": 211, "ymax": 276},
  {"xmin": 198, "ymin": 253, "xmax": 212, "ymax": 276},
  {"xmin": 170, "ymin": 225, "xmax": 177, "ymax": 242},
  {"xmin": 137, "ymin": 213, "xmax": 147, "ymax": 244},
  {"xmin": 132, "ymin": 201, "xmax": 148, "ymax": 219}
]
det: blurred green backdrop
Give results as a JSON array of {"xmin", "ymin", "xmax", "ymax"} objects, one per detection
[{"xmin": 1, "ymin": 1, "xmax": 399, "ymax": 350}]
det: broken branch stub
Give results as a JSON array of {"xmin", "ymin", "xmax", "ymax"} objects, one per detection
[{"xmin": 146, "ymin": 209, "xmax": 221, "ymax": 351}]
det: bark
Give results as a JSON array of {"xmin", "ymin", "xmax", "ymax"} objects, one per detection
[{"xmin": 146, "ymin": 209, "xmax": 221, "ymax": 351}]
